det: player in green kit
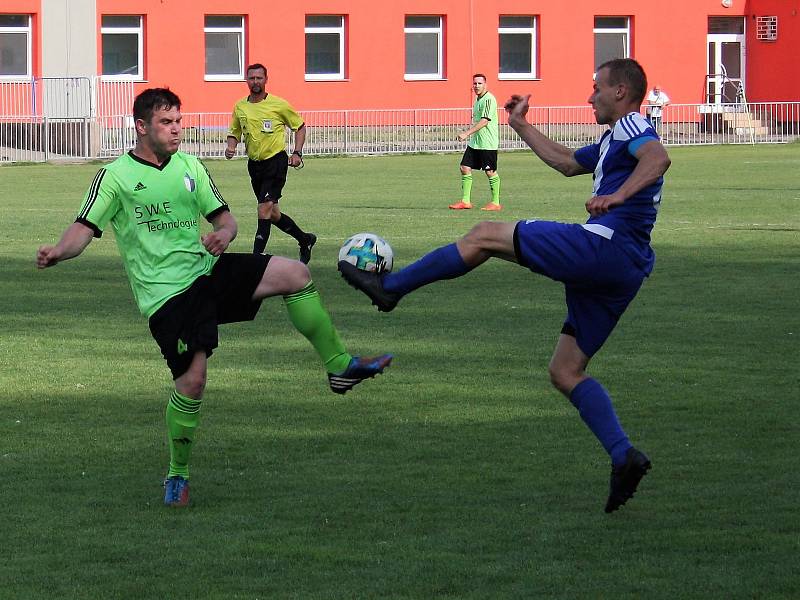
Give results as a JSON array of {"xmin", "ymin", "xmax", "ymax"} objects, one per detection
[
  {"xmin": 36, "ymin": 88, "xmax": 392, "ymax": 508},
  {"xmin": 450, "ymin": 74, "xmax": 503, "ymax": 211}
]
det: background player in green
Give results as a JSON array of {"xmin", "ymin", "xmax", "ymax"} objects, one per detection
[
  {"xmin": 225, "ymin": 63, "xmax": 317, "ymax": 263},
  {"xmin": 36, "ymin": 88, "xmax": 392, "ymax": 508},
  {"xmin": 450, "ymin": 74, "xmax": 502, "ymax": 211}
]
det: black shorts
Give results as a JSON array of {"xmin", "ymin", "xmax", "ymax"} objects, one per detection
[
  {"xmin": 248, "ymin": 151, "xmax": 289, "ymax": 204},
  {"xmin": 148, "ymin": 253, "xmax": 271, "ymax": 379},
  {"xmin": 461, "ymin": 146, "xmax": 498, "ymax": 172}
]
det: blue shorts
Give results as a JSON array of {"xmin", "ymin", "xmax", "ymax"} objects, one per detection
[{"xmin": 513, "ymin": 220, "xmax": 646, "ymax": 357}]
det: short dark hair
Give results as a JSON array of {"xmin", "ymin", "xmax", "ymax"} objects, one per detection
[
  {"xmin": 597, "ymin": 58, "xmax": 648, "ymax": 105},
  {"xmin": 133, "ymin": 88, "xmax": 181, "ymax": 123},
  {"xmin": 247, "ymin": 63, "xmax": 267, "ymax": 75},
  {"xmin": 473, "ymin": 73, "xmax": 487, "ymax": 81}
]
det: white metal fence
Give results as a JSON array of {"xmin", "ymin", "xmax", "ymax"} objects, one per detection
[{"xmin": 1, "ymin": 81, "xmax": 798, "ymax": 163}]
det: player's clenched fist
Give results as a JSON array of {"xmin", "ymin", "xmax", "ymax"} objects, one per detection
[{"xmin": 36, "ymin": 245, "xmax": 61, "ymax": 269}]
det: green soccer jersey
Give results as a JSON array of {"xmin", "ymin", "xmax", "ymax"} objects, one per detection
[
  {"xmin": 470, "ymin": 91, "xmax": 499, "ymax": 150},
  {"xmin": 76, "ymin": 151, "xmax": 229, "ymax": 317},
  {"xmin": 228, "ymin": 94, "xmax": 304, "ymax": 161}
]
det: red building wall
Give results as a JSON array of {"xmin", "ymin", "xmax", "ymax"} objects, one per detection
[
  {"xmin": 4, "ymin": 0, "xmax": 797, "ymax": 114},
  {"xmin": 96, "ymin": 0, "xmax": 744, "ymax": 112},
  {"xmin": 746, "ymin": 0, "xmax": 800, "ymax": 102}
]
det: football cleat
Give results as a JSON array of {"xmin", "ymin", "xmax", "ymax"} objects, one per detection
[
  {"xmin": 448, "ymin": 201, "xmax": 473, "ymax": 210},
  {"xmin": 328, "ymin": 354, "xmax": 393, "ymax": 394},
  {"xmin": 605, "ymin": 447, "xmax": 651, "ymax": 513},
  {"xmin": 338, "ymin": 260, "xmax": 401, "ymax": 312},
  {"xmin": 480, "ymin": 203, "xmax": 502, "ymax": 211},
  {"xmin": 164, "ymin": 475, "xmax": 190, "ymax": 507},
  {"xmin": 299, "ymin": 233, "xmax": 317, "ymax": 264}
]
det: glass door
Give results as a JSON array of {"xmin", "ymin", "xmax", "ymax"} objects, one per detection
[{"xmin": 707, "ymin": 17, "xmax": 745, "ymax": 104}]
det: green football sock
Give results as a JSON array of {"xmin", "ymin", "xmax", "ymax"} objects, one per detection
[
  {"xmin": 461, "ymin": 173, "xmax": 473, "ymax": 203},
  {"xmin": 284, "ymin": 282, "xmax": 352, "ymax": 374},
  {"xmin": 489, "ymin": 174, "xmax": 501, "ymax": 205},
  {"xmin": 166, "ymin": 390, "xmax": 202, "ymax": 479}
]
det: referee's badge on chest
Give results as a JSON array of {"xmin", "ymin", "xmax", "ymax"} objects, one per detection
[{"xmin": 261, "ymin": 119, "xmax": 273, "ymax": 133}]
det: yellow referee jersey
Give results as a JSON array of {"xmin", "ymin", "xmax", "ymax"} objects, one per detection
[{"xmin": 228, "ymin": 94, "xmax": 304, "ymax": 161}]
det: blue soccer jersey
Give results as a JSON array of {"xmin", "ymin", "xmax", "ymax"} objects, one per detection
[{"xmin": 574, "ymin": 112, "xmax": 662, "ymax": 273}]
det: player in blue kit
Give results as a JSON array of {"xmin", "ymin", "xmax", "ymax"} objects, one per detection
[{"xmin": 338, "ymin": 58, "xmax": 671, "ymax": 513}]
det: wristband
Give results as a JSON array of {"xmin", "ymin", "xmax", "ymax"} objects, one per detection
[{"xmin": 292, "ymin": 150, "xmax": 303, "ymax": 157}]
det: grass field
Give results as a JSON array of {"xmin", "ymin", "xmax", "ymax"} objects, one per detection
[{"xmin": 1, "ymin": 144, "xmax": 799, "ymax": 599}]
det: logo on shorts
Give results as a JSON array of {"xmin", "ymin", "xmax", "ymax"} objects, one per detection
[
  {"xmin": 177, "ymin": 338, "xmax": 188, "ymax": 354},
  {"xmin": 184, "ymin": 173, "xmax": 196, "ymax": 192}
]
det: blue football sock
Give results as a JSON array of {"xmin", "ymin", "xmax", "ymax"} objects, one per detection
[
  {"xmin": 384, "ymin": 243, "xmax": 472, "ymax": 296},
  {"xmin": 569, "ymin": 378, "xmax": 632, "ymax": 466}
]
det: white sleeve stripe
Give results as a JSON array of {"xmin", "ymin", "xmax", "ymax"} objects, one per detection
[
  {"xmin": 625, "ymin": 114, "xmax": 644, "ymax": 134},
  {"xmin": 618, "ymin": 117, "xmax": 636, "ymax": 140}
]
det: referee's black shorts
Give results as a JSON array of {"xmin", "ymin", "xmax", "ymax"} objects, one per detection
[
  {"xmin": 149, "ymin": 253, "xmax": 271, "ymax": 378},
  {"xmin": 247, "ymin": 151, "xmax": 289, "ymax": 203}
]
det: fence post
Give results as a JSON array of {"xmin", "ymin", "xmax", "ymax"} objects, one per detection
[
  {"xmin": 414, "ymin": 110, "xmax": 418, "ymax": 152},
  {"xmin": 344, "ymin": 111, "xmax": 349, "ymax": 154},
  {"xmin": 43, "ymin": 116, "xmax": 49, "ymax": 161}
]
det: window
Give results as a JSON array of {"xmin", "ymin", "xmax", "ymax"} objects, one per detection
[
  {"xmin": 205, "ymin": 16, "xmax": 244, "ymax": 80},
  {"xmin": 498, "ymin": 16, "xmax": 537, "ymax": 79},
  {"xmin": 708, "ymin": 16, "xmax": 745, "ymax": 35},
  {"xmin": 0, "ymin": 14, "xmax": 32, "ymax": 78},
  {"xmin": 101, "ymin": 15, "xmax": 143, "ymax": 80},
  {"xmin": 305, "ymin": 16, "xmax": 345, "ymax": 80},
  {"xmin": 405, "ymin": 16, "xmax": 443, "ymax": 80},
  {"xmin": 593, "ymin": 16, "xmax": 630, "ymax": 70}
]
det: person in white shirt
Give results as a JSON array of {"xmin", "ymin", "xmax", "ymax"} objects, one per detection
[{"xmin": 646, "ymin": 84, "xmax": 670, "ymax": 134}]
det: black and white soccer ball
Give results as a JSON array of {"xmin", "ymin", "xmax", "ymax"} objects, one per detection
[{"xmin": 338, "ymin": 232, "xmax": 394, "ymax": 273}]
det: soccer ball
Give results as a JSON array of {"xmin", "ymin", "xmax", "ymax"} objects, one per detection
[{"xmin": 338, "ymin": 232, "xmax": 394, "ymax": 273}]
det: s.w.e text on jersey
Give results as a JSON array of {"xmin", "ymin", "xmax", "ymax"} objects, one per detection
[{"xmin": 76, "ymin": 151, "xmax": 229, "ymax": 317}]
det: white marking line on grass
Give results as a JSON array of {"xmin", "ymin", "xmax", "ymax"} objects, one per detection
[{"xmin": 662, "ymin": 220, "xmax": 798, "ymax": 230}]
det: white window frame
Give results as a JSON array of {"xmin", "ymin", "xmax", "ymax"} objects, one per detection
[
  {"xmin": 498, "ymin": 16, "xmax": 538, "ymax": 80},
  {"xmin": 593, "ymin": 16, "xmax": 631, "ymax": 69},
  {"xmin": 101, "ymin": 15, "xmax": 144, "ymax": 81},
  {"xmin": 0, "ymin": 14, "xmax": 32, "ymax": 80},
  {"xmin": 204, "ymin": 15, "xmax": 245, "ymax": 81},
  {"xmin": 304, "ymin": 15, "xmax": 345, "ymax": 81},
  {"xmin": 404, "ymin": 16, "xmax": 444, "ymax": 81}
]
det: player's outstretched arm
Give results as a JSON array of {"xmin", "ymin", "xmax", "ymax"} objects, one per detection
[
  {"xmin": 505, "ymin": 94, "xmax": 589, "ymax": 177},
  {"xmin": 36, "ymin": 221, "xmax": 94, "ymax": 269},
  {"xmin": 202, "ymin": 210, "xmax": 237, "ymax": 256}
]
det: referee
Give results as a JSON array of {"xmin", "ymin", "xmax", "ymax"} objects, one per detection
[{"xmin": 226, "ymin": 63, "xmax": 316, "ymax": 263}]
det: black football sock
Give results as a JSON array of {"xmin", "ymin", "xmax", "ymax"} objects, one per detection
[
  {"xmin": 253, "ymin": 219, "xmax": 271, "ymax": 254},
  {"xmin": 274, "ymin": 213, "xmax": 309, "ymax": 244}
]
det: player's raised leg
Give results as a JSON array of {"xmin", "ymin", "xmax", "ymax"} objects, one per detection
[
  {"xmin": 254, "ymin": 256, "xmax": 392, "ymax": 392},
  {"xmin": 338, "ymin": 221, "xmax": 517, "ymax": 311}
]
